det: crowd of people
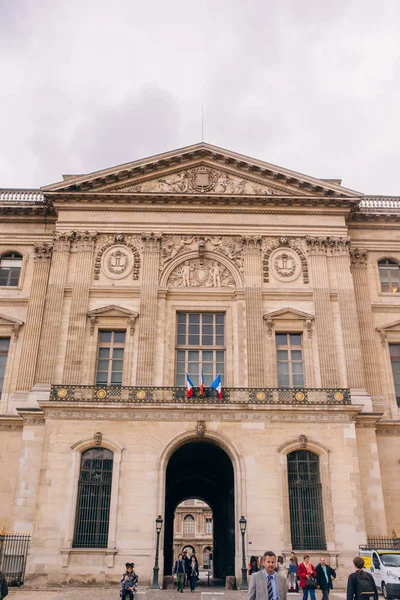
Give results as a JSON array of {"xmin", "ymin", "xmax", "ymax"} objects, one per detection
[
  {"xmin": 247, "ymin": 551, "xmax": 378, "ymax": 600},
  {"xmin": 173, "ymin": 551, "xmax": 200, "ymax": 592}
]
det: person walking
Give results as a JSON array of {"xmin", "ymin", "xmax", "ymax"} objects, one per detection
[
  {"xmin": 0, "ymin": 570, "xmax": 8, "ymax": 600},
  {"xmin": 288, "ymin": 558, "xmax": 298, "ymax": 592},
  {"xmin": 120, "ymin": 563, "xmax": 138, "ymax": 600},
  {"xmin": 297, "ymin": 555, "xmax": 317, "ymax": 600},
  {"xmin": 173, "ymin": 553, "xmax": 186, "ymax": 593},
  {"xmin": 248, "ymin": 556, "xmax": 259, "ymax": 576},
  {"xmin": 188, "ymin": 555, "xmax": 199, "ymax": 592},
  {"xmin": 289, "ymin": 552, "xmax": 299, "ymax": 592},
  {"xmin": 248, "ymin": 551, "xmax": 287, "ymax": 600},
  {"xmin": 316, "ymin": 557, "xmax": 336, "ymax": 600},
  {"xmin": 346, "ymin": 557, "xmax": 378, "ymax": 600},
  {"xmin": 276, "ymin": 556, "xmax": 286, "ymax": 576}
]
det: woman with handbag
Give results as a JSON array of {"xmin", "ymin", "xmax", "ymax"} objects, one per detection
[{"xmin": 297, "ymin": 555, "xmax": 317, "ymax": 600}]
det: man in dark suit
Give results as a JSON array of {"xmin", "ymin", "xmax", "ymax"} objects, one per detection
[
  {"xmin": 316, "ymin": 557, "xmax": 336, "ymax": 600},
  {"xmin": 248, "ymin": 551, "xmax": 287, "ymax": 600}
]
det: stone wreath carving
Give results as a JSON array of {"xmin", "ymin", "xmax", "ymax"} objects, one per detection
[
  {"xmin": 168, "ymin": 258, "xmax": 235, "ymax": 288},
  {"xmin": 263, "ymin": 237, "xmax": 309, "ymax": 284},
  {"xmin": 160, "ymin": 235, "xmax": 243, "ymax": 273},
  {"xmin": 94, "ymin": 233, "xmax": 140, "ymax": 280}
]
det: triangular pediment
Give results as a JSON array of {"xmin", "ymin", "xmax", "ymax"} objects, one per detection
[
  {"xmin": 264, "ymin": 308, "xmax": 314, "ymax": 321},
  {"xmin": 377, "ymin": 319, "xmax": 400, "ymax": 332},
  {"xmin": 87, "ymin": 305, "xmax": 138, "ymax": 319},
  {"xmin": 42, "ymin": 143, "xmax": 362, "ymax": 199}
]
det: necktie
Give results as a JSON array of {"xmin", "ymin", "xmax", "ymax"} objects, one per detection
[{"xmin": 267, "ymin": 575, "xmax": 274, "ymax": 600}]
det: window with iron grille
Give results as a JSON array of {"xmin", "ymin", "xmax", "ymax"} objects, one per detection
[
  {"xmin": 183, "ymin": 514, "xmax": 195, "ymax": 535},
  {"xmin": 0, "ymin": 338, "xmax": 10, "ymax": 398},
  {"xmin": 176, "ymin": 313, "xmax": 225, "ymax": 387},
  {"xmin": 389, "ymin": 344, "xmax": 400, "ymax": 406},
  {"xmin": 276, "ymin": 333, "xmax": 304, "ymax": 387},
  {"xmin": 96, "ymin": 330, "xmax": 125, "ymax": 385},
  {"xmin": 379, "ymin": 259, "xmax": 400, "ymax": 293},
  {"xmin": 205, "ymin": 518, "xmax": 213, "ymax": 535},
  {"xmin": 72, "ymin": 448, "xmax": 113, "ymax": 548},
  {"xmin": 0, "ymin": 252, "xmax": 23, "ymax": 287},
  {"xmin": 288, "ymin": 450, "xmax": 326, "ymax": 550}
]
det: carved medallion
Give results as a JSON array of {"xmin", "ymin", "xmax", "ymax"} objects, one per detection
[
  {"xmin": 101, "ymin": 245, "xmax": 134, "ymax": 280},
  {"xmin": 167, "ymin": 258, "xmax": 235, "ymax": 288},
  {"xmin": 270, "ymin": 248, "xmax": 301, "ymax": 282}
]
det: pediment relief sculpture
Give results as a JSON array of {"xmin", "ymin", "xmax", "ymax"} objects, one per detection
[
  {"xmin": 167, "ymin": 258, "xmax": 235, "ymax": 288},
  {"xmin": 94, "ymin": 233, "xmax": 141, "ymax": 280},
  {"xmin": 160, "ymin": 235, "xmax": 243, "ymax": 272},
  {"xmin": 119, "ymin": 166, "xmax": 287, "ymax": 196}
]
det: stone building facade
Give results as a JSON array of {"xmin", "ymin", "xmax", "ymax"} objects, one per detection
[
  {"xmin": 173, "ymin": 500, "xmax": 213, "ymax": 568},
  {"xmin": 0, "ymin": 143, "xmax": 399, "ymax": 587}
]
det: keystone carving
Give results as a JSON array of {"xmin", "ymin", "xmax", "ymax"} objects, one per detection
[
  {"xmin": 196, "ymin": 421, "xmax": 206, "ymax": 437},
  {"xmin": 94, "ymin": 431, "xmax": 102, "ymax": 446}
]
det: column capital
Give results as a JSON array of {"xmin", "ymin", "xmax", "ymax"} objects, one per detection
[
  {"xmin": 74, "ymin": 231, "xmax": 98, "ymax": 252},
  {"xmin": 350, "ymin": 247, "xmax": 368, "ymax": 267},
  {"xmin": 53, "ymin": 231, "xmax": 75, "ymax": 252},
  {"xmin": 141, "ymin": 232, "xmax": 162, "ymax": 252},
  {"xmin": 34, "ymin": 242, "xmax": 53, "ymax": 261},
  {"xmin": 241, "ymin": 236, "xmax": 262, "ymax": 253},
  {"xmin": 306, "ymin": 236, "xmax": 351, "ymax": 256}
]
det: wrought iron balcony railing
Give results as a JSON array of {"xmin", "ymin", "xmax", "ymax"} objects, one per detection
[{"xmin": 50, "ymin": 385, "xmax": 350, "ymax": 406}]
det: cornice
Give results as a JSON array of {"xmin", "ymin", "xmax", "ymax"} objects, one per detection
[
  {"xmin": 375, "ymin": 422, "xmax": 400, "ymax": 436},
  {"xmin": 0, "ymin": 416, "xmax": 23, "ymax": 431},
  {"xmin": 354, "ymin": 412, "xmax": 384, "ymax": 429}
]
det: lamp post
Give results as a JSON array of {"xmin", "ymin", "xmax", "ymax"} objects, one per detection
[
  {"xmin": 151, "ymin": 515, "xmax": 163, "ymax": 589},
  {"xmin": 239, "ymin": 515, "xmax": 248, "ymax": 590}
]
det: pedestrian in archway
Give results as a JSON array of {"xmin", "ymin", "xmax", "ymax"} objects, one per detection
[
  {"xmin": 120, "ymin": 562, "xmax": 138, "ymax": 600},
  {"xmin": 173, "ymin": 553, "xmax": 186, "ymax": 593},
  {"xmin": 188, "ymin": 555, "xmax": 199, "ymax": 592}
]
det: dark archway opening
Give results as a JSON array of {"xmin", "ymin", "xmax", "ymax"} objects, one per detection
[{"xmin": 164, "ymin": 440, "xmax": 235, "ymax": 581}]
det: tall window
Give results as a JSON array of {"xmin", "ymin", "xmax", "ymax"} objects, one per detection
[
  {"xmin": 96, "ymin": 330, "xmax": 125, "ymax": 385},
  {"xmin": 183, "ymin": 514, "xmax": 195, "ymax": 535},
  {"xmin": 176, "ymin": 313, "xmax": 225, "ymax": 386},
  {"xmin": 288, "ymin": 450, "xmax": 326, "ymax": 550},
  {"xmin": 0, "ymin": 252, "xmax": 23, "ymax": 287},
  {"xmin": 73, "ymin": 447, "xmax": 113, "ymax": 548},
  {"xmin": 205, "ymin": 518, "xmax": 213, "ymax": 534},
  {"xmin": 389, "ymin": 344, "xmax": 400, "ymax": 406},
  {"xmin": 0, "ymin": 338, "xmax": 10, "ymax": 398},
  {"xmin": 276, "ymin": 333, "xmax": 304, "ymax": 387},
  {"xmin": 379, "ymin": 260, "xmax": 400, "ymax": 293}
]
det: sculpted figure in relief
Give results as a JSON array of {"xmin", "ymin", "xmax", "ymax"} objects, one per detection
[{"xmin": 168, "ymin": 258, "xmax": 235, "ymax": 288}]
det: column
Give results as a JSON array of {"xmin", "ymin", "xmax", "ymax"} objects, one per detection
[
  {"xmin": 35, "ymin": 233, "xmax": 73, "ymax": 383},
  {"xmin": 63, "ymin": 232, "xmax": 97, "ymax": 383},
  {"xmin": 306, "ymin": 237, "xmax": 338, "ymax": 387},
  {"xmin": 242, "ymin": 237, "xmax": 265, "ymax": 387},
  {"xmin": 332, "ymin": 239, "xmax": 366, "ymax": 389},
  {"xmin": 350, "ymin": 249, "xmax": 384, "ymax": 403},
  {"xmin": 16, "ymin": 243, "xmax": 52, "ymax": 391},
  {"xmin": 136, "ymin": 233, "xmax": 161, "ymax": 385}
]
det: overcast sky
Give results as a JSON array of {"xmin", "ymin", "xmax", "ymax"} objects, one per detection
[{"xmin": 1, "ymin": 0, "xmax": 400, "ymax": 195}]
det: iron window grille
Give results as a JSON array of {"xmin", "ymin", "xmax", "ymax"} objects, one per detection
[
  {"xmin": 176, "ymin": 313, "xmax": 225, "ymax": 387},
  {"xmin": 378, "ymin": 259, "xmax": 400, "ymax": 293},
  {"xmin": 276, "ymin": 333, "xmax": 304, "ymax": 387},
  {"xmin": 288, "ymin": 450, "xmax": 326, "ymax": 550},
  {"xmin": 72, "ymin": 447, "xmax": 113, "ymax": 548},
  {"xmin": 0, "ymin": 252, "xmax": 23, "ymax": 287},
  {"xmin": 96, "ymin": 330, "xmax": 125, "ymax": 385}
]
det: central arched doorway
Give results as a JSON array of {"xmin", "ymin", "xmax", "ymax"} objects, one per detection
[{"xmin": 164, "ymin": 440, "xmax": 235, "ymax": 580}]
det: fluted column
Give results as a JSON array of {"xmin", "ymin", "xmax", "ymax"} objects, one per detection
[
  {"xmin": 306, "ymin": 237, "xmax": 338, "ymax": 387},
  {"xmin": 242, "ymin": 236, "xmax": 265, "ymax": 387},
  {"xmin": 331, "ymin": 239, "xmax": 366, "ymax": 389},
  {"xmin": 350, "ymin": 249, "xmax": 383, "ymax": 402},
  {"xmin": 16, "ymin": 243, "xmax": 52, "ymax": 390},
  {"xmin": 35, "ymin": 233, "xmax": 73, "ymax": 383},
  {"xmin": 63, "ymin": 232, "xmax": 97, "ymax": 383},
  {"xmin": 136, "ymin": 233, "xmax": 161, "ymax": 385}
]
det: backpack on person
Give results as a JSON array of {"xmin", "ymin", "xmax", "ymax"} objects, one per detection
[{"xmin": 357, "ymin": 570, "xmax": 375, "ymax": 597}]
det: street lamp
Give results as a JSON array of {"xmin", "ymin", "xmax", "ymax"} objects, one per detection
[
  {"xmin": 151, "ymin": 515, "xmax": 163, "ymax": 589},
  {"xmin": 239, "ymin": 515, "xmax": 248, "ymax": 590}
]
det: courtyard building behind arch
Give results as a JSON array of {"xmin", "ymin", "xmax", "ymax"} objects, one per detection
[{"xmin": 0, "ymin": 142, "xmax": 399, "ymax": 588}]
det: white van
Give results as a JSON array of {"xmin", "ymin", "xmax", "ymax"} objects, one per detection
[{"xmin": 359, "ymin": 547, "xmax": 400, "ymax": 599}]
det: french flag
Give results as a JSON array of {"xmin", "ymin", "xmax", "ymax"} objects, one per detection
[
  {"xmin": 211, "ymin": 373, "xmax": 223, "ymax": 401},
  {"xmin": 186, "ymin": 373, "xmax": 194, "ymax": 398},
  {"xmin": 200, "ymin": 370, "xmax": 205, "ymax": 396}
]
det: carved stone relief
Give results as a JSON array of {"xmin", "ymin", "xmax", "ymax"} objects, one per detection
[
  {"xmin": 122, "ymin": 166, "xmax": 285, "ymax": 195},
  {"xmin": 94, "ymin": 234, "xmax": 141, "ymax": 280},
  {"xmin": 263, "ymin": 237, "xmax": 309, "ymax": 284},
  {"xmin": 160, "ymin": 235, "xmax": 243, "ymax": 273},
  {"xmin": 168, "ymin": 258, "xmax": 235, "ymax": 288},
  {"xmin": 306, "ymin": 236, "xmax": 351, "ymax": 256}
]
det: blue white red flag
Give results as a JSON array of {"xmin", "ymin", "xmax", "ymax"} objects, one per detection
[
  {"xmin": 211, "ymin": 373, "xmax": 222, "ymax": 401},
  {"xmin": 200, "ymin": 370, "xmax": 205, "ymax": 396},
  {"xmin": 186, "ymin": 373, "xmax": 194, "ymax": 398}
]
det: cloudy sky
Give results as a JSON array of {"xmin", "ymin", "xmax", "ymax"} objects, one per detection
[{"xmin": 1, "ymin": 0, "xmax": 400, "ymax": 194}]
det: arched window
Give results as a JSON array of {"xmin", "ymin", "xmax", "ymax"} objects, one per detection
[
  {"xmin": 183, "ymin": 514, "xmax": 195, "ymax": 535},
  {"xmin": 0, "ymin": 252, "xmax": 23, "ymax": 287},
  {"xmin": 73, "ymin": 447, "xmax": 113, "ymax": 548},
  {"xmin": 288, "ymin": 450, "xmax": 326, "ymax": 550},
  {"xmin": 379, "ymin": 259, "xmax": 400, "ymax": 293}
]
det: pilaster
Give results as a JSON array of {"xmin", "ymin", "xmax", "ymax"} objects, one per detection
[
  {"xmin": 242, "ymin": 236, "xmax": 265, "ymax": 387},
  {"xmin": 136, "ymin": 233, "xmax": 161, "ymax": 385},
  {"xmin": 306, "ymin": 237, "xmax": 338, "ymax": 387},
  {"xmin": 35, "ymin": 233, "xmax": 74, "ymax": 384},
  {"xmin": 63, "ymin": 232, "xmax": 97, "ymax": 384},
  {"xmin": 16, "ymin": 244, "xmax": 52, "ymax": 391}
]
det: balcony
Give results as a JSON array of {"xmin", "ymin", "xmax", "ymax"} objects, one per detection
[{"xmin": 50, "ymin": 385, "xmax": 350, "ymax": 406}]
